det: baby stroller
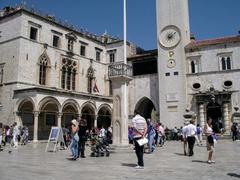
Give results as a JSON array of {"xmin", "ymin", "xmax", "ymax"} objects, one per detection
[{"xmin": 90, "ymin": 132, "xmax": 110, "ymax": 157}]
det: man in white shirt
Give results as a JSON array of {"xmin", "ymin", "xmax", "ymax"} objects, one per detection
[
  {"xmin": 132, "ymin": 110, "xmax": 147, "ymax": 169},
  {"xmin": 186, "ymin": 119, "xmax": 197, "ymax": 156},
  {"xmin": 182, "ymin": 122, "xmax": 188, "ymax": 156}
]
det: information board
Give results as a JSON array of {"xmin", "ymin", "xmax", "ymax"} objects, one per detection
[{"xmin": 45, "ymin": 127, "xmax": 65, "ymax": 152}]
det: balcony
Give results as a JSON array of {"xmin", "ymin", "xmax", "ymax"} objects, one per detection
[{"xmin": 108, "ymin": 63, "xmax": 133, "ymax": 81}]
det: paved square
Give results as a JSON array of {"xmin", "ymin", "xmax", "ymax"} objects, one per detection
[{"xmin": 0, "ymin": 140, "xmax": 239, "ymax": 180}]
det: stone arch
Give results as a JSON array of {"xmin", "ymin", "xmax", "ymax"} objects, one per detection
[
  {"xmin": 135, "ymin": 97, "xmax": 157, "ymax": 121},
  {"xmin": 17, "ymin": 97, "xmax": 35, "ymax": 140},
  {"xmin": 37, "ymin": 96, "xmax": 61, "ymax": 140},
  {"xmin": 16, "ymin": 97, "xmax": 36, "ymax": 112},
  {"xmin": 97, "ymin": 104, "xmax": 112, "ymax": 129},
  {"xmin": 206, "ymin": 101, "xmax": 223, "ymax": 133},
  {"xmin": 80, "ymin": 101, "xmax": 97, "ymax": 131},
  {"xmin": 38, "ymin": 96, "xmax": 61, "ymax": 112},
  {"xmin": 61, "ymin": 99, "xmax": 80, "ymax": 127}
]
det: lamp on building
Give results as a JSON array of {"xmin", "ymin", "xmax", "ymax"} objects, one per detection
[{"xmin": 0, "ymin": 102, "xmax": 2, "ymax": 111}]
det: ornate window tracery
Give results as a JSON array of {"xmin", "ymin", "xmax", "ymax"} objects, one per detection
[
  {"xmin": 61, "ymin": 58, "xmax": 77, "ymax": 90},
  {"xmin": 39, "ymin": 52, "xmax": 50, "ymax": 85},
  {"xmin": 87, "ymin": 66, "xmax": 94, "ymax": 93}
]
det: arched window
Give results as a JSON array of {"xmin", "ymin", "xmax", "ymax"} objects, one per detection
[
  {"xmin": 221, "ymin": 57, "xmax": 226, "ymax": 70},
  {"xmin": 226, "ymin": 57, "xmax": 231, "ymax": 70},
  {"xmin": 191, "ymin": 61, "xmax": 195, "ymax": 73},
  {"xmin": 87, "ymin": 66, "xmax": 94, "ymax": 93},
  {"xmin": 39, "ymin": 52, "xmax": 50, "ymax": 85},
  {"xmin": 220, "ymin": 55, "xmax": 232, "ymax": 71},
  {"xmin": 61, "ymin": 58, "xmax": 77, "ymax": 90}
]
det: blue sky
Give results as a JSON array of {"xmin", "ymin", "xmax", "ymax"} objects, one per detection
[{"xmin": 0, "ymin": 0, "xmax": 240, "ymax": 50}]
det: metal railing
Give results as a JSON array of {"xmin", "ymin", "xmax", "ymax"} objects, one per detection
[{"xmin": 108, "ymin": 63, "xmax": 132, "ymax": 77}]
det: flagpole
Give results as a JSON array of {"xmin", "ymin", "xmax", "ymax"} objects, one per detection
[
  {"xmin": 122, "ymin": 0, "xmax": 128, "ymax": 145},
  {"xmin": 124, "ymin": 0, "xmax": 127, "ymax": 65}
]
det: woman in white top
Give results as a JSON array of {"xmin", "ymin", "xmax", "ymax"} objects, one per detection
[{"xmin": 204, "ymin": 117, "xmax": 215, "ymax": 164}]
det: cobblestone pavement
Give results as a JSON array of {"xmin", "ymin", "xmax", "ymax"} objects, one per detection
[{"xmin": 0, "ymin": 140, "xmax": 239, "ymax": 180}]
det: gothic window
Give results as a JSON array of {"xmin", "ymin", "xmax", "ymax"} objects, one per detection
[
  {"xmin": 219, "ymin": 54, "xmax": 232, "ymax": 71},
  {"xmin": 61, "ymin": 58, "xmax": 77, "ymax": 90},
  {"xmin": 39, "ymin": 53, "xmax": 50, "ymax": 85},
  {"xmin": 87, "ymin": 66, "xmax": 94, "ymax": 93}
]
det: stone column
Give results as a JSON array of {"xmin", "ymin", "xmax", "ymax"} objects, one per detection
[
  {"xmin": 199, "ymin": 103, "xmax": 205, "ymax": 128},
  {"xmin": 223, "ymin": 103, "xmax": 230, "ymax": 134},
  {"xmin": 94, "ymin": 115, "xmax": 98, "ymax": 127},
  {"xmin": 120, "ymin": 83, "xmax": 129, "ymax": 145},
  {"xmin": 77, "ymin": 114, "xmax": 81, "ymax": 122},
  {"xmin": 33, "ymin": 111, "xmax": 39, "ymax": 143},
  {"xmin": 57, "ymin": 113, "xmax": 63, "ymax": 127}
]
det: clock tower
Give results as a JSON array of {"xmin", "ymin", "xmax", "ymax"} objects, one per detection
[{"xmin": 156, "ymin": 0, "xmax": 191, "ymax": 127}]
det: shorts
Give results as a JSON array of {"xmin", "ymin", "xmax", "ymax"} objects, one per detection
[{"xmin": 206, "ymin": 140, "xmax": 214, "ymax": 152}]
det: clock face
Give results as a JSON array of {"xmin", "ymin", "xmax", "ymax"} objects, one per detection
[{"xmin": 159, "ymin": 26, "xmax": 181, "ymax": 48}]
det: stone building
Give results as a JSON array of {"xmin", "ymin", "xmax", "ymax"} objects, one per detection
[
  {"xmin": 1, "ymin": 1, "xmax": 240, "ymax": 145},
  {"xmin": 156, "ymin": 0, "xmax": 240, "ymax": 134},
  {"xmin": 0, "ymin": 6, "xmax": 137, "ymax": 143}
]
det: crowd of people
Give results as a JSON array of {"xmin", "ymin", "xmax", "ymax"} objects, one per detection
[
  {"xmin": 67, "ymin": 119, "xmax": 112, "ymax": 160},
  {"xmin": 130, "ymin": 110, "xmax": 222, "ymax": 169},
  {"xmin": 0, "ymin": 122, "xmax": 29, "ymax": 151}
]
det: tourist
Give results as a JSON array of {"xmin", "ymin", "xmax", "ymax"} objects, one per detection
[
  {"xmin": 186, "ymin": 119, "xmax": 196, "ymax": 156},
  {"xmin": 158, "ymin": 123, "xmax": 165, "ymax": 146},
  {"xmin": 204, "ymin": 117, "xmax": 215, "ymax": 164},
  {"xmin": 78, "ymin": 119, "xmax": 88, "ymax": 158},
  {"xmin": 182, "ymin": 122, "xmax": 188, "ymax": 156},
  {"xmin": 132, "ymin": 110, "xmax": 147, "ymax": 169},
  {"xmin": 0, "ymin": 123, "xmax": 3, "ymax": 149},
  {"xmin": 147, "ymin": 119, "xmax": 155, "ymax": 153},
  {"xmin": 196, "ymin": 124, "xmax": 203, "ymax": 146},
  {"xmin": 12, "ymin": 122, "xmax": 19, "ymax": 148},
  {"xmin": 128, "ymin": 126, "xmax": 134, "ymax": 144},
  {"xmin": 172, "ymin": 127, "xmax": 178, "ymax": 140},
  {"xmin": 231, "ymin": 123, "xmax": 238, "ymax": 141},
  {"xmin": 70, "ymin": 119, "xmax": 79, "ymax": 160}
]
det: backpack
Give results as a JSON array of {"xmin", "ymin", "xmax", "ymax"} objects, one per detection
[{"xmin": 196, "ymin": 127, "xmax": 201, "ymax": 134}]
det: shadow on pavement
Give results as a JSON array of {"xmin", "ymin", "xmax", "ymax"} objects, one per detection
[
  {"xmin": 227, "ymin": 173, "xmax": 240, "ymax": 178},
  {"xmin": 192, "ymin": 160, "xmax": 207, "ymax": 164},
  {"xmin": 174, "ymin": 153, "xmax": 186, "ymax": 156},
  {"xmin": 121, "ymin": 163, "xmax": 136, "ymax": 167}
]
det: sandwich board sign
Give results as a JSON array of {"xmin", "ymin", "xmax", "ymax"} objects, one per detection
[{"xmin": 45, "ymin": 126, "xmax": 66, "ymax": 152}]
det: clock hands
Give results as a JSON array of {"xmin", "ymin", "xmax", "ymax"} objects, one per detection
[{"xmin": 167, "ymin": 31, "xmax": 176, "ymax": 41}]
